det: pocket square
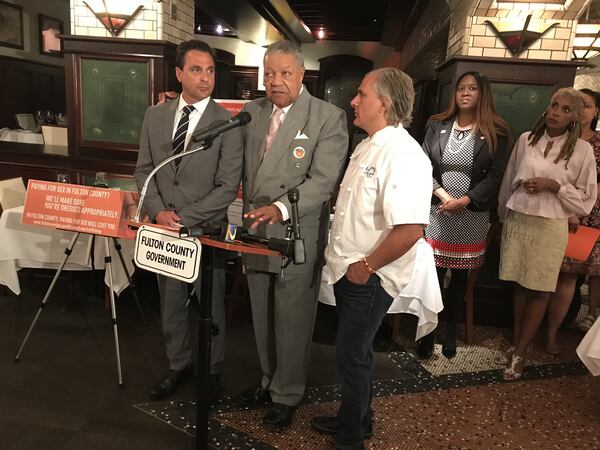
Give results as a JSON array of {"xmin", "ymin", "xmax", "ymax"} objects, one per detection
[{"xmin": 294, "ymin": 130, "xmax": 309, "ymax": 140}]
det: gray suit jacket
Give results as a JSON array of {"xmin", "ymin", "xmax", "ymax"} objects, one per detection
[
  {"xmin": 135, "ymin": 97, "xmax": 243, "ymax": 227},
  {"xmin": 242, "ymin": 87, "xmax": 348, "ymax": 273}
]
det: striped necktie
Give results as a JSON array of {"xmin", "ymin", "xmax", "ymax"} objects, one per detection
[{"xmin": 172, "ymin": 104, "xmax": 195, "ymax": 169}]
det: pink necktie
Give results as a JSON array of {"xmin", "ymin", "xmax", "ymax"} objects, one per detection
[{"xmin": 264, "ymin": 107, "xmax": 284, "ymax": 154}]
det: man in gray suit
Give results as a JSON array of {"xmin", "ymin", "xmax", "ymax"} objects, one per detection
[
  {"xmin": 239, "ymin": 40, "xmax": 348, "ymax": 428},
  {"xmin": 135, "ymin": 40, "xmax": 243, "ymax": 401}
]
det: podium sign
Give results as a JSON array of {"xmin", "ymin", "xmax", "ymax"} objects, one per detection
[{"xmin": 134, "ymin": 225, "xmax": 201, "ymax": 282}]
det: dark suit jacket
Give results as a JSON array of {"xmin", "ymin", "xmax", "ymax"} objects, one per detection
[
  {"xmin": 135, "ymin": 97, "xmax": 243, "ymax": 227},
  {"xmin": 422, "ymin": 119, "xmax": 509, "ymax": 212},
  {"xmin": 241, "ymin": 87, "xmax": 348, "ymax": 274}
]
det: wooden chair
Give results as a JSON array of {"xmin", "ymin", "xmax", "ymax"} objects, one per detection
[
  {"xmin": 464, "ymin": 223, "xmax": 501, "ymax": 344},
  {"xmin": 391, "ymin": 223, "xmax": 500, "ymax": 346},
  {"xmin": 0, "ymin": 177, "xmax": 26, "ymax": 215}
]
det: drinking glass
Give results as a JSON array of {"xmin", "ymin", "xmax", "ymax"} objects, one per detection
[
  {"xmin": 44, "ymin": 110, "xmax": 55, "ymax": 125},
  {"xmin": 55, "ymin": 112, "xmax": 67, "ymax": 126},
  {"xmin": 56, "ymin": 173, "xmax": 70, "ymax": 183},
  {"xmin": 34, "ymin": 110, "xmax": 45, "ymax": 128},
  {"xmin": 94, "ymin": 172, "xmax": 108, "ymax": 188}
]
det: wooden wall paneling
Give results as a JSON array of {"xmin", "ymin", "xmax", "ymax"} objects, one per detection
[
  {"xmin": 0, "ymin": 55, "xmax": 65, "ymax": 129},
  {"xmin": 61, "ymin": 35, "xmax": 177, "ymax": 161},
  {"xmin": 0, "ymin": 142, "xmax": 137, "ymax": 185},
  {"xmin": 33, "ymin": 72, "xmax": 53, "ymax": 113},
  {"xmin": 230, "ymin": 65, "xmax": 258, "ymax": 100},
  {"xmin": 303, "ymin": 69, "xmax": 319, "ymax": 97}
]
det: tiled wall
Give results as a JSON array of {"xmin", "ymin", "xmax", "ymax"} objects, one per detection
[
  {"xmin": 70, "ymin": 0, "xmax": 193, "ymax": 43},
  {"xmin": 574, "ymin": 71, "xmax": 600, "ymax": 91},
  {"xmin": 466, "ymin": 15, "xmax": 575, "ymax": 60},
  {"xmin": 160, "ymin": 0, "xmax": 195, "ymax": 43},
  {"xmin": 446, "ymin": 0, "xmax": 588, "ymax": 61},
  {"xmin": 401, "ymin": 0, "xmax": 452, "ymax": 69},
  {"xmin": 447, "ymin": 0, "xmax": 474, "ymax": 57}
]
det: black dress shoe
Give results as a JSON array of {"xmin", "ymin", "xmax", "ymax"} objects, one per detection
[
  {"xmin": 148, "ymin": 367, "xmax": 192, "ymax": 401},
  {"xmin": 442, "ymin": 332, "xmax": 457, "ymax": 359},
  {"xmin": 311, "ymin": 416, "xmax": 373, "ymax": 439},
  {"xmin": 416, "ymin": 333, "xmax": 435, "ymax": 359},
  {"xmin": 263, "ymin": 403, "xmax": 295, "ymax": 428},
  {"xmin": 237, "ymin": 384, "xmax": 272, "ymax": 407}
]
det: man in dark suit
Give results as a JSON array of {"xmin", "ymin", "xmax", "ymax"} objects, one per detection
[
  {"xmin": 135, "ymin": 40, "xmax": 243, "ymax": 401},
  {"xmin": 239, "ymin": 40, "xmax": 348, "ymax": 428}
]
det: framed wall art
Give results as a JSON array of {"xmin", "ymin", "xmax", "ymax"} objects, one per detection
[
  {"xmin": 39, "ymin": 14, "xmax": 63, "ymax": 56},
  {"xmin": 0, "ymin": 1, "xmax": 24, "ymax": 50}
]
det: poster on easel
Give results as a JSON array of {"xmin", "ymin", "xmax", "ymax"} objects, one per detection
[{"xmin": 21, "ymin": 180, "xmax": 145, "ymax": 240}]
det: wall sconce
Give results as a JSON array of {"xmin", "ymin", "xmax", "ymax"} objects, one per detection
[
  {"xmin": 83, "ymin": 1, "xmax": 144, "ymax": 37},
  {"xmin": 572, "ymin": 22, "xmax": 600, "ymax": 62},
  {"xmin": 484, "ymin": 14, "xmax": 558, "ymax": 57}
]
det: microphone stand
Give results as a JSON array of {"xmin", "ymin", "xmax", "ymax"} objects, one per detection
[
  {"xmin": 288, "ymin": 188, "xmax": 306, "ymax": 265},
  {"xmin": 132, "ymin": 138, "xmax": 215, "ymax": 450},
  {"xmin": 134, "ymin": 141, "xmax": 212, "ymax": 222}
]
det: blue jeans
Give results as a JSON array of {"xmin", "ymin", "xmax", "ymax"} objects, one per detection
[{"xmin": 334, "ymin": 274, "xmax": 394, "ymax": 450}]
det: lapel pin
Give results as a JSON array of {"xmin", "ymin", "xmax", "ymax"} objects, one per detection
[{"xmin": 293, "ymin": 147, "xmax": 306, "ymax": 159}]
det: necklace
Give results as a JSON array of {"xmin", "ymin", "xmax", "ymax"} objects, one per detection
[{"xmin": 447, "ymin": 128, "xmax": 473, "ymax": 154}]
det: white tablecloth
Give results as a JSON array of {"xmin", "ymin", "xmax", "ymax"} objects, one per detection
[
  {"xmin": 0, "ymin": 129, "xmax": 44, "ymax": 144},
  {"xmin": 577, "ymin": 315, "xmax": 600, "ymax": 376},
  {"xmin": 319, "ymin": 238, "xmax": 444, "ymax": 340},
  {"xmin": 0, "ymin": 206, "xmax": 135, "ymax": 295}
]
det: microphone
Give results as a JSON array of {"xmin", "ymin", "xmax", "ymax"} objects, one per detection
[
  {"xmin": 288, "ymin": 188, "xmax": 306, "ymax": 264},
  {"xmin": 179, "ymin": 221, "xmax": 259, "ymax": 243},
  {"xmin": 191, "ymin": 111, "xmax": 252, "ymax": 143},
  {"xmin": 179, "ymin": 223, "xmax": 222, "ymax": 238},
  {"xmin": 183, "ymin": 221, "xmax": 295, "ymax": 259}
]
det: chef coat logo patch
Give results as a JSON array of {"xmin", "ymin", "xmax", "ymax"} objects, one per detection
[{"xmin": 363, "ymin": 166, "xmax": 376, "ymax": 178}]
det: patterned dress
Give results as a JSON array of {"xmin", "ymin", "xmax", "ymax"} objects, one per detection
[
  {"xmin": 425, "ymin": 128, "xmax": 490, "ymax": 269},
  {"xmin": 561, "ymin": 132, "xmax": 600, "ymax": 275}
]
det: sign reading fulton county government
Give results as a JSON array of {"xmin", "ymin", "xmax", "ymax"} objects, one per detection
[{"xmin": 134, "ymin": 225, "xmax": 201, "ymax": 282}]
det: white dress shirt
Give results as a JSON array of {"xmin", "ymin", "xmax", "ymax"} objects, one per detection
[
  {"xmin": 173, "ymin": 95, "xmax": 211, "ymax": 151},
  {"xmin": 499, "ymin": 131, "xmax": 597, "ymax": 220},
  {"xmin": 320, "ymin": 238, "xmax": 443, "ymax": 339},
  {"xmin": 324, "ymin": 125, "xmax": 433, "ymax": 298}
]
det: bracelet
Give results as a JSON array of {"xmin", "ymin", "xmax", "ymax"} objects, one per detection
[{"xmin": 362, "ymin": 257, "xmax": 376, "ymax": 274}]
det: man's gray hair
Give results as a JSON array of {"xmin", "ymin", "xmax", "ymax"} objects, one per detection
[
  {"xmin": 371, "ymin": 68, "xmax": 414, "ymax": 127},
  {"xmin": 264, "ymin": 40, "xmax": 305, "ymax": 68}
]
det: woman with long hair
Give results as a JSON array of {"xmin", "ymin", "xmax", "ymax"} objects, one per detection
[
  {"xmin": 498, "ymin": 87, "xmax": 597, "ymax": 380},
  {"xmin": 419, "ymin": 72, "xmax": 511, "ymax": 358},
  {"xmin": 546, "ymin": 89, "xmax": 600, "ymax": 351}
]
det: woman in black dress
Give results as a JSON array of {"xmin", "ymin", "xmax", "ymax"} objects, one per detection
[{"xmin": 419, "ymin": 72, "xmax": 511, "ymax": 358}]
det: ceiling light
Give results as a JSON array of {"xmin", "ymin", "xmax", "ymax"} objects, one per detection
[
  {"xmin": 83, "ymin": 0, "xmax": 144, "ymax": 37},
  {"xmin": 317, "ymin": 28, "xmax": 325, "ymax": 39},
  {"xmin": 484, "ymin": 14, "xmax": 558, "ymax": 57},
  {"xmin": 572, "ymin": 21, "xmax": 600, "ymax": 62}
]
